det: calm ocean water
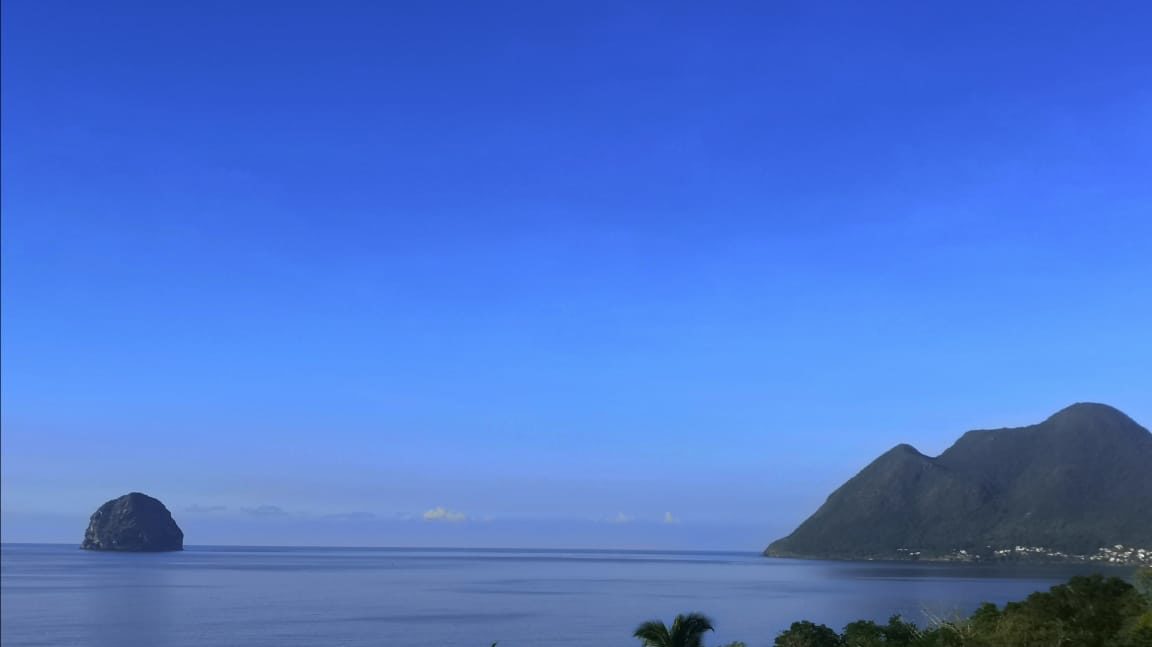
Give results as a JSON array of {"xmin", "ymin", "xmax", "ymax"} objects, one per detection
[{"xmin": 0, "ymin": 543, "xmax": 1128, "ymax": 647}]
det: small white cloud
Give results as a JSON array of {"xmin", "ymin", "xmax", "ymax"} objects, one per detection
[
  {"xmin": 612, "ymin": 512, "xmax": 634, "ymax": 524},
  {"xmin": 663, "ymin": 512, "xmax": 680, "ymax": 525},
  {"xmin": 423, "ymin": 506, "xmax": 467, "ymax": 523}
]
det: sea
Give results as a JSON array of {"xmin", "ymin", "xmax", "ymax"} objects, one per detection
[{"xmin": 0, "ymin": 543, "xmax": 1132, "ymax": 647}]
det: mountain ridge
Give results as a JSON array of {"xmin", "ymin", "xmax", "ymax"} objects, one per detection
[{"xmin": 766, "ymin": 403, "xmax": 1152, "ymax": 562}]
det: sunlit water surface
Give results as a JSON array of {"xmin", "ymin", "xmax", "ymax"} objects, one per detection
[{"xmin": 1, "ymin": 544, "xmax": 1125, "ymax": 647}]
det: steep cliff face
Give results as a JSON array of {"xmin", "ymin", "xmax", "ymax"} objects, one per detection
[
  {"xmin": 767, "ymin": 403, "xmax": 1152, "ymax": 560},
  {"xmin": 81, "ymin": 492, "xmax": 184, "ymax": 552}
]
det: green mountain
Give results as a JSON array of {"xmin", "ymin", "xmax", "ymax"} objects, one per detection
[{"xmin": 766, "ymin": 403, "xmax": 1152, "ymax": 561}]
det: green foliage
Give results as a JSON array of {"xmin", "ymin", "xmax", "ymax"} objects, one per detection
[
  {"xmin": 989, "ymin": 574, "xmax": 1148, "ymax": 647},
  {"xmin": 880, "ymin": 616, "xmax": 919, "ymax": 645},
  {"xmin": 900, "ymin": 575, "xmax": 1150, "ymax": 647},
  {"xmin": 1136, "ymin": 567, "xmax": 1152, "ymax": 601},
  {"xmin": 648, "ymin": 574, "xmax": 1152, "ymax": 647},
  {"xmin": 774, "ymin": 620, "xmax": 842, "ymax": 647},
  {"xmin": 633, "ymin": 613, "xmax": 716, "ymax": 647},
  {"xmin": 841, "ymin": 616, "xmax": 921, "ymax": 646},
  {"xmin": 841, "ymin": 619, "xmax": 885, "ymax": 646},
  {"xmin": 838, "ymin": 612, "xmax": 916, "ymax": 640}
]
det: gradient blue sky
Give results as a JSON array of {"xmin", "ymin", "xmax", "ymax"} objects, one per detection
[{"xmin": 2, "ymin": 1, "xmax": 1150, "ymax": 549}]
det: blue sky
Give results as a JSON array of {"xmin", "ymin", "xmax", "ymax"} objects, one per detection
[{"xmin": 2, "ymin": 1, "xmax": 1150, "ymax": 549}]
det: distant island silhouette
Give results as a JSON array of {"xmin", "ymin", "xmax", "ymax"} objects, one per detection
[{"xmin": 767, "ymin": 403, "xmax": 1152, "ymax": 564}]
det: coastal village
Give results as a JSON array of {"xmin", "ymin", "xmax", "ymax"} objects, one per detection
[
  {"xmin": 989, "ymin": 544, "xmax": 1151, "ymax": 565},
  {"xmin": 896, "ymin": 545, "xmax": 1152, "ymax": 565}
]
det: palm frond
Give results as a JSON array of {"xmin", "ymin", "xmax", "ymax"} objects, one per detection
[
  {"xmin": 670, "ymin": 612, "xmax": 715, "ymax": 647},
  {"xmin": 634, "ymin": 620, "xmax": 673, "ymax": 647}
]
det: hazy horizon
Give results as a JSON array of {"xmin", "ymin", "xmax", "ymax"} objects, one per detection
[{"xmin": 3, "ymin": 1, "xmax": 1150, "ymax": 549}]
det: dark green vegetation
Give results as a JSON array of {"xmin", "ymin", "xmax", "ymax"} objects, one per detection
[
  {"xmin": 632, "ymin": 614, "xmax": 747, "ymax": 647},
  {"xmin": 632, "ymin": 570, "xmax": 1152, "ymax": 647},
  {"xmin": 634, "ymin": 613, "xmax": 716, "ymax": 647},
  {"xmin": 773, "ymin": 572, "xmax": 1152, "ymax": 646},
  {"xmin": 81, "ymin": 492, "xmax": 184, "ymax": 552},
  {"xmin": 767, "ymin": 403, "xmax": 1152, "ymax": 561}
]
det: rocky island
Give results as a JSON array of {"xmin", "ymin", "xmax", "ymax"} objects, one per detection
[
  {"xmin": 81, "ymin": 492, "xmax": 184, "ymax": 552},
  {"xmin": 766, "ymin": 403, "xmax": 1152, "ymax": 564}
]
